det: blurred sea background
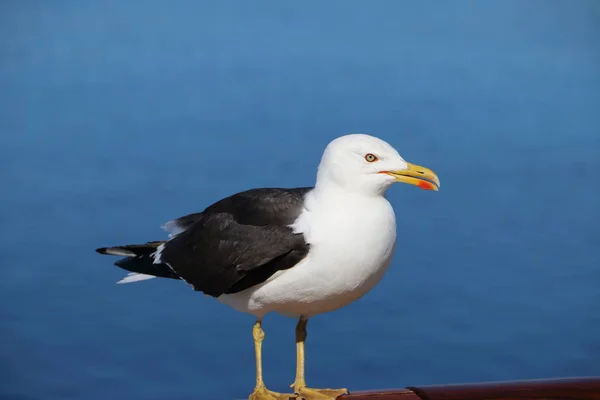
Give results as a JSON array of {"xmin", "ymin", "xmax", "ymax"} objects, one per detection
[{"xmin": 1, "ymin": 1, "xmax": 599, "ymax": 399}]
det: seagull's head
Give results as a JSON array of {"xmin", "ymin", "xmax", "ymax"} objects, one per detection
[{"xmin": 316, "ymin": 133, "xmax": 440, "ymax": 196}]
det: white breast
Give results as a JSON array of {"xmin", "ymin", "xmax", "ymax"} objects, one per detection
[{"xmin": 219, "ymin": 189, "xmax": 397, "ymax": 318}]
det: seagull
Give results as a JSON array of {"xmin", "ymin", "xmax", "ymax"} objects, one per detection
[{"xmin": 96, "ymin": 134, "xmax": 440, "ymax": 400}]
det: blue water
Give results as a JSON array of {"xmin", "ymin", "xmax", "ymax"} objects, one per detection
[{"xmin": 1, "ymin": 1, "xmax": 599, "ymax": 399}]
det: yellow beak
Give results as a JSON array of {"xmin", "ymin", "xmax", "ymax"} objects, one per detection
[{"xmin": 383, "ymin": 162, "xmax": 440, "ymax": 191}]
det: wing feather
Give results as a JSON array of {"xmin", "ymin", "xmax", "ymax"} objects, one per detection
[{"xmin": 157, "ymin": 188, "xmax": 312, "ymax": 296}]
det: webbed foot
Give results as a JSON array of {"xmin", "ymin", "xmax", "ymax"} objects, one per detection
[
  {"xmin": 249, "ymin": 385, "xmax": 296, "ymax": 400},
  {"xmin": 293, "ymin": 386, "xmax": 349, "ymax": 400}
]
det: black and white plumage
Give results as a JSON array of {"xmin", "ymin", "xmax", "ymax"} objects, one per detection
[
  {"xmin": 97, "ymin": 188, "xmax": 312, "ymax": 296},
  {"xmin": 96, "ymin": 134, "xmax": 440, "ymax": 319}
]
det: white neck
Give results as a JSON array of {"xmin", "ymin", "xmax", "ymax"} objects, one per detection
[{"xmin": 314, "ymin": 170, "xmax": 390, "ymax": 199}]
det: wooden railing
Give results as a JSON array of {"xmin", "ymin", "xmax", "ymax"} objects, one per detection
[{"xmin": 339, "ymin": 376, "xmax": 600, "ymax": 400}]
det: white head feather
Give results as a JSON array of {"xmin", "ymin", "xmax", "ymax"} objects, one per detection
[{"xmin": 316, "ymin": 134, "xmax": 410, "ymax": 196}]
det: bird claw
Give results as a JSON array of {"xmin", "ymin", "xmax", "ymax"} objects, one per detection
[
  {"xmin": 249, "ymin": 386, "xmax": 296, "ymax": 400},
  {"xmin": 293, "ymin": 387, "xmax": 349, "ymax": 400}
]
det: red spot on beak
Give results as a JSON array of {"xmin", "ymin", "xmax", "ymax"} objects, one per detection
[{"xmin": 418, "ymin": 181, "xmax": 435, "ymax": 190}]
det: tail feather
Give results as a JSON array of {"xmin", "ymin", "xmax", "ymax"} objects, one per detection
[
  {"xmin": 116, "ymin": 273, "xmax": 158, "ymax": 284},
  {"xmin": 95, "ymin": 241, "xmax": 164, "ymax": 257},
  {"xmin": 96, "ymin": 241, "xmax": 180, "ymax": 283}
]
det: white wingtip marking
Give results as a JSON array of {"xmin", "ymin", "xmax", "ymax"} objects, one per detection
[
  {"xmin": 104, "ymin": 248, "xmax": 137, "ymax": 257},
  {"xmin": 153, "ymin": 242, "xmax": 166, "ymax": 264},
  {"xmin": 116, "ymin": 273, "xmax": 156, "ymax": 284}
]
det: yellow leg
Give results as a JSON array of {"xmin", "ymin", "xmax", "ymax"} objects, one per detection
[
  {"xmin": 292, "ymin": 317, "xmax": 307, "ymax": 388},
  {"xmin": 249, "ymin": 320, "xmax": 294, "ymax": 400},
  {"xmin": 291, "ymin": 317, "xmax": 348, "ymax": 400},
  {"xmin": 254, "ymin": 320, "xmax": 267, "ymax": 389}
]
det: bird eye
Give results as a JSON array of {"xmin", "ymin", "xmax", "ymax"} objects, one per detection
[{"xmin": 364, "ymin": 153, "xmax": 378, "ymax": 162}]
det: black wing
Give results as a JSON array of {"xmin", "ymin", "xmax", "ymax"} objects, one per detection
[{"xmin": 159, "ymin": 187, "xmax": 312, "ymax": 296}]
